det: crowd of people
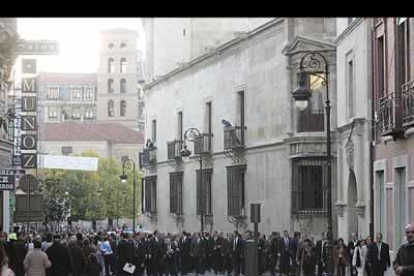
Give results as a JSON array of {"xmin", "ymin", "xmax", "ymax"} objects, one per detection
[{"xmin": 0, "ymin": 223, "xmax": 412, "ymax": 276}]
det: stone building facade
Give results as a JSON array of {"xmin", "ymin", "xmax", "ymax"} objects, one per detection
[
  {"xmin": 142, "ymin": 18, "xmax": 339, "ymax": 237},
  {"xmin": 372, "ymin": 17, "xmax": 414, "ymax": 255},
  {"xmin": 0, "ymin": 18, "xmax": 19, "ymax": 232},
  {"xmin": 36, "ymin": 73, "xmax": 97, "ymax": 124},
  {"xmin": 334, "ymin": 18, "xmax": 374, "ymax": 241},
  {"xmin": 97, "ymin": 29, "xmax": 142, "ymax": 131}
]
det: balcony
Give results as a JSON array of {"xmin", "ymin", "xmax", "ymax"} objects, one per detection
[
  {"xmin": 167, "ymin": 140, "xmax": 182, "ymax": 160},
  {"xmin": 224, "ymin": 126, "xmax": 244, "ymax": 150},
  {"xmin": 379, "ymin": 92, "xmax": 404, "ymax": 137},
  {"xmin": 297, "ymin": 109, "xmax": 324, "ymax": 132},
  {"xmin": 194, "ymin": 133, "xmax": 212, "ymax": 154},
  {"xmin": 402, "ymin": 80, "xmax": 414, "ymax": 127},
  {"xmin": 141, "ymin": 147, "xmax": 157, "ymax": 167}
]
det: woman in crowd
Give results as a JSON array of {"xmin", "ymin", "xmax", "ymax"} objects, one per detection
[{"xmin": 352, "ymin": 239, "xmax": 368, "ymax": 276}]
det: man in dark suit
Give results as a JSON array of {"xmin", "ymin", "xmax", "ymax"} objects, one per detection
[
  {"xmin": 315, "ymin": 232, "xmax": 327, "ymax": 276},
  {"xmin": 348, "ymin": 233, "xmax": 359, "ymax": 276},
  {"xmin": 269, "ymin": 232, "xmax": 280, "ymax": 276},
  {"xmin": 367, "ymin": 233, "xmax": 391, "ymax": 276},
  {"xmin": 231, "ymin": 231, "xmax": 244, "ymax": 276},
  {"xmin": 212, "ymin": 231, "xmax": 224, "ymax": 274},
  {"xmin": 46, "ymin": 234, "xmax": 73, "ymax": 276},
  {"xmin": 179, "ymin": 232, "xmax": 192, "ymax": 275},
  {"xmin": 280, "ymin": 230, "xmax": 294, "ymax": 276},
  {"xmin": 117, "ymin": 233, "xmax": 135, "ymax": 276}
]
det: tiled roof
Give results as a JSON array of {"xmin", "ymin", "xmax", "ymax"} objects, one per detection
[
  {"xmin": 40, "ymin": 122, "xmax": 144, "ymax": 144},
  {"xmin": 36, "ymin": 73, "xmax": 97, "ymax": 85}
]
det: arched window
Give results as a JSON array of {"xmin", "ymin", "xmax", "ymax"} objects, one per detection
[
  {"xmin": 108, "ymin": 101, "xmax": 114, "ymax": 117},
  {"xmin": 120, "ymin": 58, "xmax": 126, "ymax": 73},
  {"xmin": 108, "ymin": 58, "xmax": 114, "ymax": 73},
  {"xmin": 120, "ymin": 101, "xmax": 126, "ymax": 117},
  {"xmin": 120, "ymin": 79, "xmax": 126, "ymax": 93},
  {"xmin": 108, "ymin": 79, "xmax": 114, "ymax": 93},
  {"xmin": 120, "ymin": 42, "xmax": 127, "ymax": 48},
  {"xmin": 108, "ymin": 43, "xmax": 114, "ymax": 49}
]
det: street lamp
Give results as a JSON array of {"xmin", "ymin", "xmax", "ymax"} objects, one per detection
[
  {"xmin": 180, "ymin": 127, "xmax": 205, "ymax": 232},
  {"xmin": 292, "ymin": 51, "xmax": 333, "ymax": 276},
  {"xmin": 119, "ymin": 156, "xmax": 136, "ymax": 233}
]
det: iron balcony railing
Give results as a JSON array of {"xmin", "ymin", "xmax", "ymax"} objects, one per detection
[
  {"xmin": 167, "ymin": 140, "xmax": 183, "ymax": 160},
  {"xmin": 194, "ymin": 133, "xmax": 212, "ymax": 155},
  {"xmin": 297, "ymin": 109, "xmax": 325, "ymax": 133},
  {"xmin": 379, "ymin": 92, "xmax": 403, "ymax": 136},
  {"xmin": 142, "ymin": 147, "xmax": 157, "ymax": 167},
  {"xmin": 402, "ymin": 80, "xmax": 414, "ymax": 127},
  {"xmin": 224, "ymin": 126, "xmax": 244, "ymax": 150}
]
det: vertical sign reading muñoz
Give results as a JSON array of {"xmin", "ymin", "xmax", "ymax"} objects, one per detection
[{"xmin": 20, "ymin": 78, "xmax": 37, "ymax": 168}]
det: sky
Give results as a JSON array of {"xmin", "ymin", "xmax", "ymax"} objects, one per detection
[{"xmin": 15, "ymin": 18, "xmax": 145, "ymax": 76}]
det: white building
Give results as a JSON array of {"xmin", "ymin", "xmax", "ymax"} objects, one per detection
[
  {"xmin": 334, "ymin": 18, "xmax": 373, "ymax": 241},
  {"xmin": 142, "ymin": 18, "xmax": 339, "ymax": 236}
]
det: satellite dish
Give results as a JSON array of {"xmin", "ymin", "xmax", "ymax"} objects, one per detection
[{"xmin": 19, "ymin": 174, "xmax": 38, "ymax": 193}]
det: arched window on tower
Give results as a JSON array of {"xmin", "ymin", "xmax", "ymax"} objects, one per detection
[
  {"xmin": 108, "ymin": 79, "xmax": 114, "ymax": 93},
  {"xmin": 120, "ymin": 100, "xmax": 127, "ymax": 117},
  {"xmin": 120, "ymin": 79, "xmax": 126, "ymax": 93},
  {"xmin": 108, "ymin": 58, "xmax": 114, "ymax": 73},
  {"xmin": 108, "ymin": 100, "xmax": 114, "ymax": 117},
  {"xmin": 120, "ymin": 58, "xmax": 127, "ymax": 73}
]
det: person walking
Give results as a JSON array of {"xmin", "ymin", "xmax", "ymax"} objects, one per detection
[
  {"xmin": 316, "ymin": 233, "xmax": 327, "ymax": 276},
  {"xmin": 68, "ymin": 235, "xmax": 87, "ymax": 276},
  {"xmin": 280, "ymin": 230, "xmax": 294, "ymax": 276},
  {"xmin": 23, "ymin": 240, "xmax": 52, "ymax": 276},
  {"xmin": 231, "ymin": 231, "xmax": 244, "ymax": 276},
  {"xmin": 349, "ymin": 233, "xmax": 359, "ymax": 276},
  {"xmin": 100, "ymin": 235, "xmax": 116, "ymax": 276},
  {"xmin": 393, "ymin": 223, "xmax": 414, "ymax": 276},
  {"xmin": 46, "ymin": 234, "xmax": 73, "ymax": 276},
  {"xmin": 352, "ymin": 239, "xmax": 368, "ymax": 276},
  {"xmin": 333, "ymin": 238, "xmax": 348, "ymax": 276},
  {"xmin": 367, "ymin": 233, "xmax": 390, "ymax": 276},
  {"xmin": 298, "ymin": 239, "xmax": 317, "ymax": 276}
]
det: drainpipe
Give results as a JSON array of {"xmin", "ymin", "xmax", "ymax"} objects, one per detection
[{"xmin": 369, "ymin": 19, "xmax": 375, "ymax": 239}]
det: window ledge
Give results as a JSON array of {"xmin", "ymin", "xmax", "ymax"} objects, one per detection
[{"xmin": 404, "ymin": 127, "xmax": 414, "ymax": 138}]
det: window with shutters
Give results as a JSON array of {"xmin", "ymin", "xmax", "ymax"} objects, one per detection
[
  {"xmin": 108, "ymin": 79, "xmax": 114, "ymax": 93},
  {"xmin": 196, "ymin": 169, "xmax": 212, "ymax": 216},
  {"xmin": 170, "ymin": 172, "xmax": 183, "ymax": 215},
  {"xmin": 145, "ymin": 176, "xmax": 157, "ymax": 214},
  {"xmin": 291, "ymin": 158, "xmax": 326, "ymax": 215},
  {"xmin": 227, "ymin": 165, "xmax": 246, "ymax": 217}
]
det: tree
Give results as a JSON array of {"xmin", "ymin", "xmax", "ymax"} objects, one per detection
[{"xmin": 40, "ymin": 150, "xmax": 142, "ymax": 230}]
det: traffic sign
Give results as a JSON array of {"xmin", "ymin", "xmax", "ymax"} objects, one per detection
[{"xmin": 19, "ymin": 174, "xmax": 38, "ymax": 193}]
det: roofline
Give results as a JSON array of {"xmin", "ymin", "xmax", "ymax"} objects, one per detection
[
  {"xmin": 333, "ymin": 18, "xmax": 365, "ymax": 45},
  {"xmin": 144, "ymin": 18, "xmax": 284, "ymax": 90}
]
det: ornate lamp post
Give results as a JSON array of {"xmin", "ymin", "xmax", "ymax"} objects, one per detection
[
  {"xmin": 292, "ymin": 51, "xmax": 333, "ymax": 276},
  {"xmin": 180, "ymin": 127, "xmax": 204, "ymax": 232},
  {"xmin": 120, "ymin": 156, "xmax": 136, "ymax": 232}
]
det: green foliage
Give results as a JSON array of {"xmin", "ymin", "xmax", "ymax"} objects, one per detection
[{"xmin": 40, "ymin": 150, "xmax": 142, "ymax": 223}]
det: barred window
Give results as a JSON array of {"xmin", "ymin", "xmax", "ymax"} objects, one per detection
[
  {"xmin": 170, "ymin": 172, "xmax": 183, "ymax": 214},
  {"xmin": 227, "ymin": 165, "xmax": 246, "ymax": 217},
  {"xmin": 196, "ymin": 169, "xmax": 213, "ymax": 216},
  {"xmin": 145, "ymin": 176, "xmax": 157, "ymax": 214},
  {"xmin": 291, "ymin": 158, "xmax": 326, "ymax": 214}
]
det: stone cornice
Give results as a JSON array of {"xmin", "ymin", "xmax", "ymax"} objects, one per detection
[
  {"xmin": 336, "ymin": 117, "xmax": 368, "ymax": 133},
  {"xmin": 333, "ymin": 18, "xmax": 365, "ymax": 45},
  {"xmin": 144, "ymin": 18, "xmax": 284, "ymax": 91}
]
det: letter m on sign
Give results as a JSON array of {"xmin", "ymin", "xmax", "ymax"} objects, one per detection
[
  {"xmin": 22, "ymin": 78, "xmax": 36, "ymax": 92},
  {"xmin": 21, "ymin": 154, "xmax": 37, "ymax": 169}
]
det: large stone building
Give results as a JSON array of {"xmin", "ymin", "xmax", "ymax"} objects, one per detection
[
  {"xmin": 39, "ymin": 121, "xmax": 144, "ymax": 165},
  {"xmin": 97, "ymin": 29, "xmax": 143, "ymax": 131},
  {"xmin": 142, "ymin": 18, "xmax": 274, "ymax": 82},
  {"xmin": 334, "ymin": 18, "xmax": 374, "ymax": 241},
  {"xmin": 142, "ymin": 18, "xmax": 338, "ymax": 236},
  {"xmin": 372, "ymin": 17, "xmax": 414, "ymax": 254},
  {"xmin": 36, "ymin": 73, "xmax": 97, "ymax": 124},
  {"xmin": 0, "ymin": 18, "xmax": 19, "ymax": 232}
]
